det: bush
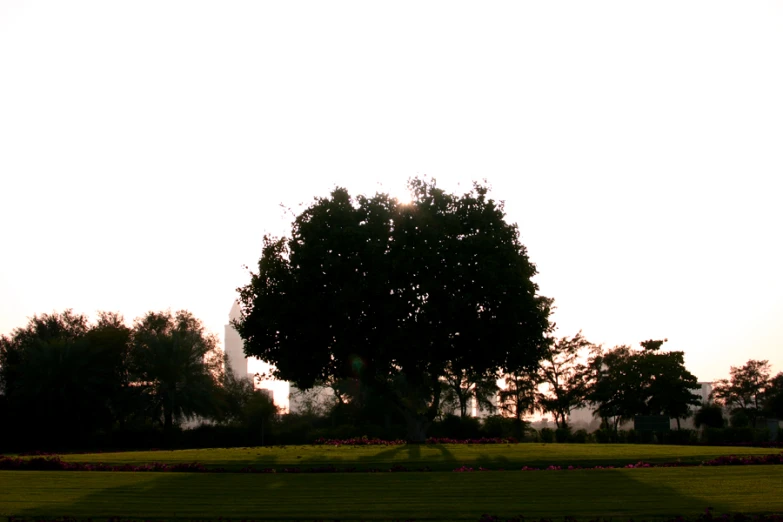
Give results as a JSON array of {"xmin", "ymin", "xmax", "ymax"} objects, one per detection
[
  {"xmin": 624, "ymin": 429, "xmax": 639, "ymax": 443},
  {"xmin": 431, "ymin": 414, "xmax": 482, "ymax": 439},
  {"xmin": 539, "ymin": 428, "xmax": 555, "ymax": 443},
  {"xmin": 571, "ymin": 429, "xmax": 589, "ymax": 443},
  {"xmin": 663, "ymin": 429, "xmax": 696, "ymax": 445},
  {"xmin": 480, "ymin": 415, "xmax": 516, "ymax": 439},
  {"xmin": 730, "ymin": 409, "xmax": 751, "ymax": 428},
  {"xmin": 700, "ymin": 427, "xmax": 772, "ymax": 445},
  {"xmin": 522, "ymin": 426, "xmax": 540, "ymax": 442},
  {"xmin": 554, "ymin": 427, "xmax": 571, "ymax": 443},
  {"xmin": 694, "ymin": 403, "xmax": 725, "ymax": 429},
  {"xmin": 593, "ymin": 429, "xmax": 613, "ymax": 443}
]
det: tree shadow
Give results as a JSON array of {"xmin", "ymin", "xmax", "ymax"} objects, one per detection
[
  {"xmin": 474, "ymin": 452, "xmax": 511, "ymax": 469},
  {"xmin": 353, "ymin": 443, "xmax": 456, "ymax": 470},
  {"xmin": 15, "ymin": 467, "xmax": 766, "ymax": 521}
]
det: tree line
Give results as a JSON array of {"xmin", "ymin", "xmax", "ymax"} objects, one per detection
[
  {"xmin": 234, "ymin": 178, "xmax": 781, "ymax": 442},
  {"xmin": 498, "ymin": 335, "xmax": 782, "ymax": 435},
  {"xmin": 3, "ymin": 179, "xmax": 780, "ymax": 449},
  {"xmin": 0, "ymin": 309, "xmax": 274, "ymax": 451},
  {"xmin": 1, "ymin": 307, "xmax": 780, "ymax": 451}
]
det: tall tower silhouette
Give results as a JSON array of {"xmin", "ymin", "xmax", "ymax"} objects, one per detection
[{"xmin": 224, "ymin": 301, "xmax": 249, "ymax": 379}]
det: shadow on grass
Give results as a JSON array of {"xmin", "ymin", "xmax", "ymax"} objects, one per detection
[
  {"xmin": 14, "ymin": 467, "xmax": 756, "ymax": 521},
  {"xmin": 354, "ymin": 443, "xmax": 456, "ymax": 470}
]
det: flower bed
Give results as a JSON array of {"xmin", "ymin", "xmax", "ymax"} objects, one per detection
[{"xmin": 1, "ymin": 453, "xmax": 781, "ymax": 473}]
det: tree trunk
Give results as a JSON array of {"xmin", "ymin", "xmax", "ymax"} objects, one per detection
[
  {"xmin": 404, "ymin": 412, "xmax": 430, "ymax": 443},
  {"xmin": 676, "ymin": 417, "xmax": 681, "ymax": 430},
  {"xmin": 513, "ymin": 416, "xmax": 524, "ymax": 440},
  {"xmin": 163, "ymin": 406, "xmax": 174, "ymax": 447}
]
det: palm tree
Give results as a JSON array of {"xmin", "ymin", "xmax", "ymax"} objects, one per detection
[{"xmin": 129, "ymin": 310, "xmax": 223, "ymax": 436}]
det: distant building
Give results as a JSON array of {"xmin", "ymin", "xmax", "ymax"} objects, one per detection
[
  {"xmin": 224, "ymin": 302, "xmax": 290, "ymax": 411},
  {"xmin": 693, "ymin": 382, "xmax": 713, "ymax": 404},
  {"xmin": 225, "ymin": 301, "xmax": 251, "ymax": 381}
]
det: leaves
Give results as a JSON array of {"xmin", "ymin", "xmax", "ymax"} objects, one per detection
[
  {"xmin": 235, "ymin": 178, "xmax": 552, "ymax": 441},
  {"xmin": 710, "ymin": 359, "xmax": 772, "ymax": 427},
  {"xmin": 588, "ymin": 340, "xmax": 701, "ymax": 430}
]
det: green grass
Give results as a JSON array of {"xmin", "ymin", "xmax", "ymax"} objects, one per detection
[
  {"xmin": 1, "ymin": 466, "xmax": 782, "ymax": 520},
  {"xmin": 51, "ymin": 443, "xmax": 781, "ymax": 472}
]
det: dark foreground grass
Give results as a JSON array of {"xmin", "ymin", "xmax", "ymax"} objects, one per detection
[
  {"xmin": 1, "ymin": 466, "xmax": 782, "ymax": 521},
  {"xmin": 51, "ymin": 444, "xmax": 780, "ymax": 472}
]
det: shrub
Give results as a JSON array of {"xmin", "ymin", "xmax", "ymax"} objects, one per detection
[
  {"xmin": 694, "ymin": 403, "xmax": 725, "ymax": 429},
  {"xmin": 480, "ymin": 415, "xmax": 516, "ymax": 439},
  {"xmin": 663, "ymin": 429, "xmax": 696, "ymax": 445},
  {"xmin": 432, "ymin": 414, "xmax": 482, "ymax": 439},
  {"xmin": 539, "ymin": 428, "xmax": 555, "ymax": 443},
  {"xmin": 571, "ymin": 429, "xmax": 589, "ymax": 443},
  {"xmin": 554, "ymin": 427, "xmax": 571, "ymax": 443},
  {"xmin": 730, "ymin": 409, "xmax": 751, "ymax": 428},
  {"xmin": 522, "ymin": 426, "xmax": 540, "ymax": 442},
  {"xmin": 700, "ymin": 427, "xmax": 772, "ymax": 445},
  {"xmin": 593, "ymin": 429, "xmax": 613, "ymax": 443}
]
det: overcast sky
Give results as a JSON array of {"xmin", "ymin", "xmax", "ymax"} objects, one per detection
[{"xmin": 1, "ymin": 1, "xmax": 781, "ymax": 382}]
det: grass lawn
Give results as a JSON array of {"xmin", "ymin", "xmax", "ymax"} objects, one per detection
[
  {"xmin": 50, "ymin": 443, "xmax": 782, "ymax": 472},
  {"xmin": 1, "ymin": 466, "xmax": 782, "ymax": 520}
]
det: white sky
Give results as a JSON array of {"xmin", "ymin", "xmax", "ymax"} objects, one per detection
[{"xmin": 1, "ymin": 1, "xmax": 781, "ymax": 383}]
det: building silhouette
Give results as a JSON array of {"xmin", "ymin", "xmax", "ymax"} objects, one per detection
[{"xmin": 224, "ymin": 301, "xmax": 289, "ymax": 411}]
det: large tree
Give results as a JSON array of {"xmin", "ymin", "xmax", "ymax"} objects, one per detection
[
  {"xmin": 710, "ymin": 359, "xmax": 771, "ymax": 428},
  {"xmin": 235, "ymin": 179, "xmax": 552, "ymax": 442}
]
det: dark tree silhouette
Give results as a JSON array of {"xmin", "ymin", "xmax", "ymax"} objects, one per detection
[
  {"xmin": 694, "ymin": 403, "xmax": 725, "ymax": 429},
  {"xmin": 441, "ymin": 363, "xmax": 499, "ymax": 418},
  {"xmin": 764, "ymin": 372, "xmax": 783, "ymax": 419},
  {"xmin": 129, "ymin": 310, "xmax": 223, "ymax": 437},
  {"xmin": 498, "ymin": 372, "xmax": 538, "ymax": 438},
  {"xmin": 589, "ymin": 340, "xmax": 700, "ymax": 431},
  {"xmin": 0, "ymin": 310, "xmax": 131, "ymax": 448},
  {"xmin": 537, "ymin": 332, "xmax": 598, "ymax": 429},
  {"xmin": 235, "ymin": 179, "xmax": 552, "ymax": 442},
  {"xmin": 711, "ymin": 359, "xmax": 771, "ymax": 428}
]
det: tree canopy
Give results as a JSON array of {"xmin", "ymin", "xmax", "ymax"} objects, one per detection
[
  {"xmin": 763, "ymin": 372, "xmax": 783, "ymax": 419},
  {"xmin": 0, "ymin": 308, "xmax": 234, "ymax": 450},
  {"xmin": 129, "ymin": 310, "xmax": 224, "ymax": 435},
  {"xmin": 235, "ymin": 179, "xmax": 553, "ymax": 441},
  {"xmin": 710, "ymin": 359, "xmax": 771, "ymax": 427},
  {"xmin": 588, "ymin": 339, "xmax": 701, "ymax": 431},
  {"xmin": 537, "ymin": 331, "xmax": 598, "ymax": 429},
  {"xmin": 0, "ymin": 310, "xmax": 129, "ymax": 444}
]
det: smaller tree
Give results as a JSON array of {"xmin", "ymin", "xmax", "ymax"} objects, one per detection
[
  {"xmin": 588, "ymin": 340, "xmax": 700, "ymax": 431},
  {"xmin": 587, "ymin": 345, "xmax": 644, "ymax": 432},
  {"xmin": 498, "ymin": 372, "xmax": 537, "ymax": 438},
  {"xmin": 710, "ymin": 359, "xmax": 771, "ymax": 428},
  {"xmin": 536, "ymin": 332, "xmax": 596, "ymax": 429},
  {"xmin": 212, "ymin": 355, "xmax": 258, "ymax": 424},
  {"xmin": 129, "ymin": 310, "xmax": 223, "ymax": 437},
  {"xmin": 441, "ymin": 364, "xmax": 499, "ymax": 418},
  {"xmin": 642, "ymin": 348, "xmax": 701, "ymax": 430},
  {"xmin": 763, "ymin": 372, "xmax": 783, "ymax": 419},
  {"xmin": 693, "ymin": 403, "xmax": 725, "ymax": 429}
]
